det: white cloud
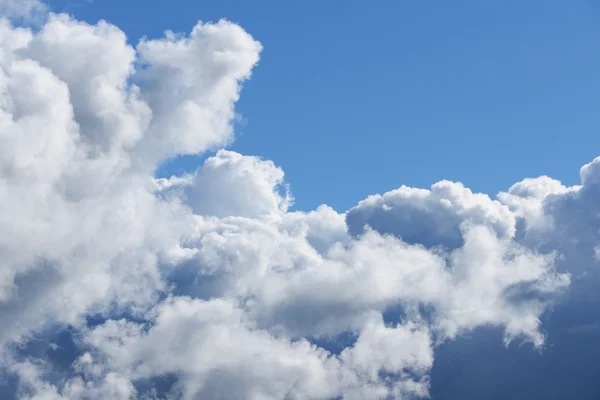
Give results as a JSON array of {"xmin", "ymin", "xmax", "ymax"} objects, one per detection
[
  {"xmin": 157, "ymin": 149, "xmax": 292, "ymax": 219},
  {"xmin": 0, "ymin": 5, "xmax": 595, "ymax": 400},
  {"xmin": 346, "ymin": 180, "xmax": 516, "ymax": 249},
  {"xmin": 133, "ymin": 20, "xmax": 262, "ymax": 169},
  {"xmin": 0, "ymin": 0, "xmax": 46, "ymax": 20}
]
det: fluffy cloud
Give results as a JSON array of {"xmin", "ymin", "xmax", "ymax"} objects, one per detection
[
  {"xmin": 157, "ymin": 149, "xmax": 291, "ymax": 218},
  {"xmin": 0, "ymin": 5, "xmax": 596, "ymax": 400},
  {"xmin": 346, "ymin": 181, "xmax": 516, "ymax": 249}
]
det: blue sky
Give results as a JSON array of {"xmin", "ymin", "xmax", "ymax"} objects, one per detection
[{"xmin": 46, "ymin": 0, "xmax": 600, "ymax": 211}]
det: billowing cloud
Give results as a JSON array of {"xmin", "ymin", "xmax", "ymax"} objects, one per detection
[
  {"xmin": 0, "ymin": 5, "xmax": 597, "ymax": 400},
  {"xmin": 346, "ymin": 181, "xmax": 516, "ymax": 249},
  {"xmin": 157, "ymin": 149, "xmax": 291, "ymax": 219}
]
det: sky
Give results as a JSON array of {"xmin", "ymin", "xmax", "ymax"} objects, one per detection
[
  {"xmin": 47, "ymin": 0, "xmax": 600, "ymax": 211},
  {"xmin": 0, "ymin": 0, "xmax": 599, "ymax": 399}
]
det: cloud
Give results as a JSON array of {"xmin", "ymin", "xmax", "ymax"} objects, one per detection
[
  {"xmin": 0, "ymin": 5, "xmax": 597, "ymax": 400},
  {"xmin": 0, "ymin": 11, "xmax": 256, "ymax": 352},
  {"xmin": 133, "ymin": 20, "xmax": 262, "ymax": 169},
  {"xmin": 0, "ymin": 0, "xmax": 46, "ymax": 20},
  {"xmin": 346, "ymin": 181, "xmax": 516, "ymax": 250},
  {"xmin": 157, "ymin": 149, "xmax": 292, "ymax": 219}
]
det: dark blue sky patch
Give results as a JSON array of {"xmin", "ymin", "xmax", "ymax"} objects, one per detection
[
  {"xmin": 307, "ymin": 331, "xmax": 358, "ymax": 356},
  {"xmin": 429, "ymin": 325, "xmax": 600, "ymax": 399},
  {"xmin": 134, "ymin": 373, "xmax": 180, "ymax": 399}
]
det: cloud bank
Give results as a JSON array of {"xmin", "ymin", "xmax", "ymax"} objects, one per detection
[{"xmin": 0, "ymin": 5, "xmax": 598, "ymax": 400}]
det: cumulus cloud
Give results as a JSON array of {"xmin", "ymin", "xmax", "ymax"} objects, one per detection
[
  {"xmin": 0, "ymin": 4, "xmax": 596, "ymax": 400},
  {"xmin": 157, "ymin": 149, "xmax": 291, "ymax": 218},
  {"xmin": 346, "ymin": 181, "xmax": 516, "ymax": 249}
]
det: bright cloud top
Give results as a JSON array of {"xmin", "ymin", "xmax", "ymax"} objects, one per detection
[{"xmin": 0, "ymin": 6, "xmax": 597, "ymax": 400}]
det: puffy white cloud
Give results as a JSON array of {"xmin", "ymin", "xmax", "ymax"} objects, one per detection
[
  {"xmin": 73, "ymin": 297, "xmax": 435, "ymax": 400},
  {"xmin": 157, "ymin": 149, "xmax": 291, "ymax": 219},
  {"xmin": 83, "ymin": 297, "xmax": 346, "ymax": 400},
  {"xmin": 0, "ymin": 4, "xmax": 595, "ymax": 400},
  {"xmin": 346, "ymin": 181, "xmax": 516, "ymax": 249},
  {"xmin": 497, "ymin": 176, "xmax": 575, "ymax": 234},
  {"xmin": 133, "ymin": 20, "xmax": 262, "ymax": 169},
  {"xmin": 0, "ymin": 11, "xmax": 255, "ymax": 349},
  {"xmin": 19, "ymin": 14, "xmax": 147, "ymax": 157},
  {"xmin": 280, "ymin": 204, "xmax": 349, "ymax": 254}
]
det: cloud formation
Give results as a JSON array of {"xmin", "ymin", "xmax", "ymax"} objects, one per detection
[{"xmin": 0, "ymin": 5, "xmax": 597, "ymax": 400}]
